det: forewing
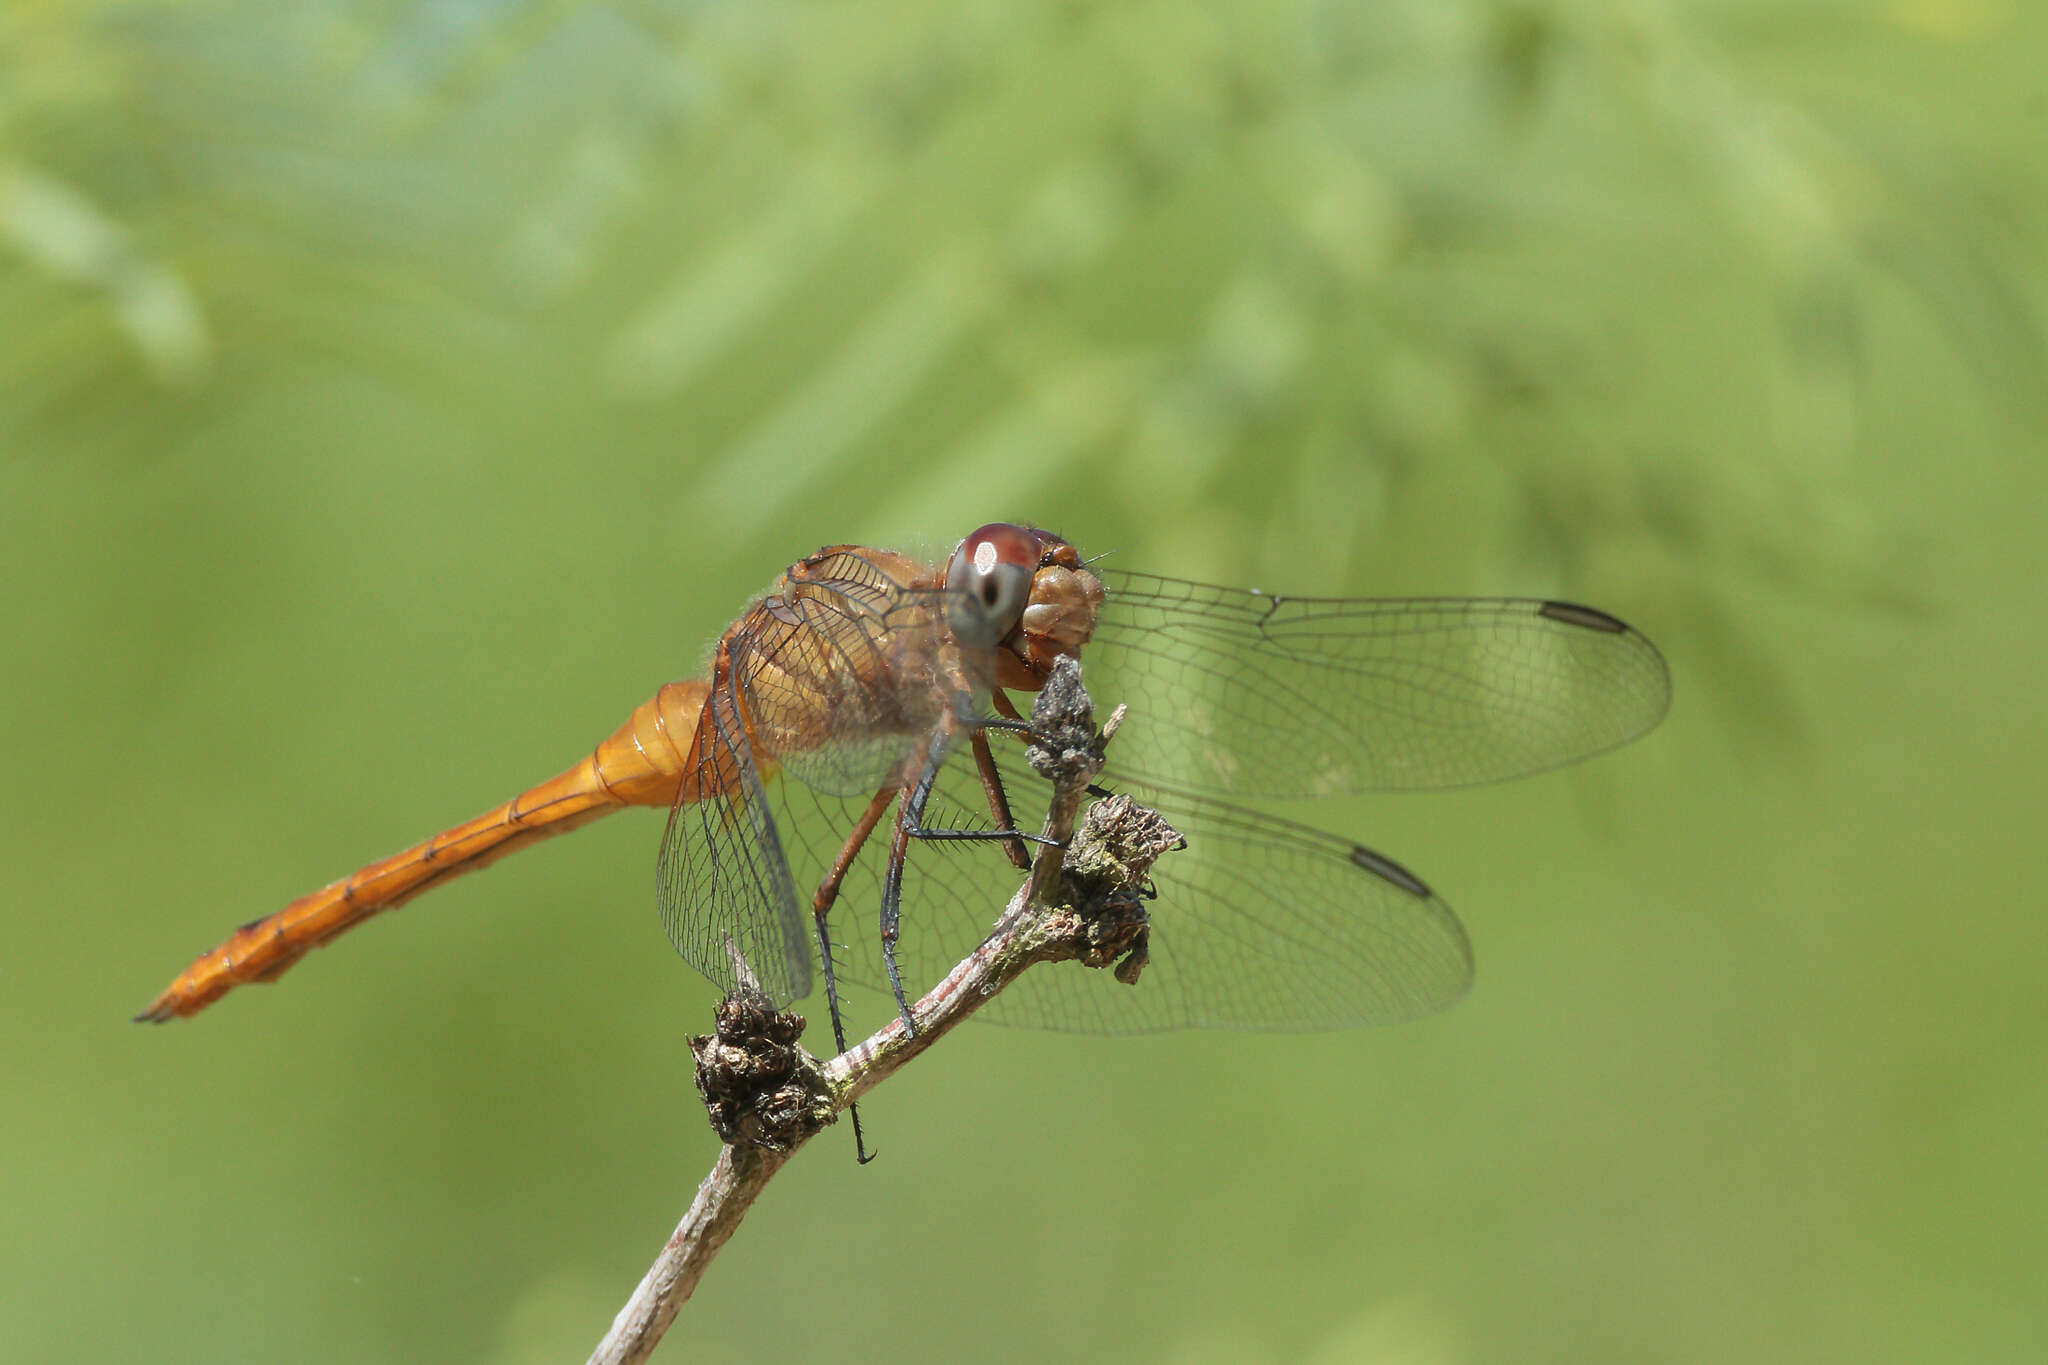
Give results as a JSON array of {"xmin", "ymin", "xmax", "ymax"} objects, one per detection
[
  {"xmin": 655, "ymin": 658, "xmax": 812, "ymax": 1006},
  {"xmin": 1087, "ymin": 572, "xmax": 1671, "ymax": 796}
]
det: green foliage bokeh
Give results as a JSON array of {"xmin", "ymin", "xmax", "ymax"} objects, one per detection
[{"xmin": 4, "ymin": 2, "xmax": 2044, "ymax": 1361}]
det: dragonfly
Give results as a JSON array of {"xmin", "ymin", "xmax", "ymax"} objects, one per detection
[{"xmin": 139, "ymin": 522, "xmax": 1669, "ymax": 1062}]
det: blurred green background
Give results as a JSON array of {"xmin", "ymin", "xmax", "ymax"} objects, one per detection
[{"xmin": 4, "ymin": 1, "xmax": 2044, "ymax": 1361}]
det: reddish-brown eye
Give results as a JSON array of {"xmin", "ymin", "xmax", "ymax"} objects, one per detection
[{"xmin": 945, "ymin": 522, "xmax": 1038, "ymax": 647}]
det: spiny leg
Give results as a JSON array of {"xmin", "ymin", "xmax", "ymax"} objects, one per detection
[
  {"xmin": 971, "ymin": 730, "xmax": 1031, "ymax": 872},
  {"xmin": 811, "ymin": 784, "xmax": 895, "ymax": 1165},
  {"xmin": 987, "ymin": 687, "xmax": 1026, "ymax": 725},
  {"xmin": 878, "ymin": 734, "xmax": 951, "ymax": 1035},
  {"xmin": 879, "ymin": 735, "xmax": 1062, "ymax": 1036},
  {"xmin": 880, "ymin": 788, "xmax": 922, "ymax": 1037}
]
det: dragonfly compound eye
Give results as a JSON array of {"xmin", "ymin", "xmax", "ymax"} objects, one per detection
[{"xmin": 946, "ymin": 523, "xmax": 1037, "ymax": 647}]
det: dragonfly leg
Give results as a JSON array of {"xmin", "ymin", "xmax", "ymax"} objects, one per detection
[
  {"xmin": 880, "ymin": 801, "xmax": 920, "ymax": 1036},
  {"xmin": 877, "ymin": 737, "xmax": 954, "ymax": 1036},
  {"xmin": 915, "ymin": 698, "xmax": 1060, "ymax": 858},
  {"xmin": 903, "ymin": 825, "xmax": 1059, "ymax": 848},
  {"xmin": 971, "ymin": 731, "xmax": 1030, "ymax": 871},
  {"xmin": 810, "ymin": 912, "xmax": 874, "ymax": 1164},
  {"xmin": 972, "ymin": 687, "xmax": 1037, "ymax": 738},
  {"xmin": 811, "ymin": 786, "xmax": 895, "ymax": 1165},
  {"xmin": 878, "ymin": 732, "xmax": 1062, "ymax": 1038},
  {"xmin": 945, "ymin": 679, "xmax": 1033, "ymax": 735},
  {"xmin": 812, "ymin": 786, "xmax": 897, "ymax": 922}
]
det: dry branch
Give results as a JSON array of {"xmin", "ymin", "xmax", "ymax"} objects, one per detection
[{"xmin": 587, "ymin": 659, "xmax": 1175, "ymax": 1365}]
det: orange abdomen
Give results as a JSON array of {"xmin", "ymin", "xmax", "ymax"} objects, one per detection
[{"xmin": 136, "ymin": 680, "xmax": 711, "ymax": 1022}]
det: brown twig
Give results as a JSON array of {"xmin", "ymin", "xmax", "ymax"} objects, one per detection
[
  {"xmin": 585, "ymin": 1145, "xmax": 788, "ymax": 1365},
  {"xmin": 585, "ymin": 660, "xmax": 1172, "ymax": 1365}
]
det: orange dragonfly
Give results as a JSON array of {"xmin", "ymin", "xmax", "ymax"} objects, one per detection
[{"xmin": 140, "ymin": 523, "xmax": 1668, "ymax": 1052}]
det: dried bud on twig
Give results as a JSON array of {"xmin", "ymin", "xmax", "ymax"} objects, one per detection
[{"xmin": 688, "ymin": 989, "xmax": 833, "ymax": 1152}]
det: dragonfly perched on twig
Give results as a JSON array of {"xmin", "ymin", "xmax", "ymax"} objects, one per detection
[{"xmin": 139, "ymin": 522, "xmax": 1668, "ymax": 1067}]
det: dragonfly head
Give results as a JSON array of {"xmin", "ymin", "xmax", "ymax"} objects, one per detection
[{"xmin": 945, "ymin": 522, "xmax": 1105, "ymax": 692}]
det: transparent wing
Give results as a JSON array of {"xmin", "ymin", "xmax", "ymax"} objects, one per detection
[
  {"xmin": 654, "ymin": 648, "xmax": 813, "ymax": 1006},
  {"xmin": 654, "ymin": 552, "xmax": 968, "ymax": 1008},
  {"xmin": 656, "ymin": 560, "xmax": 1649, "ymax": 1030},
  {"xmin": 1087, "ymin": 572, "xmax": 1671, "ymax": 796},
  {"xmin": 814, "ymin": 739, "xmax": 1474, "ymax": 1035}
]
